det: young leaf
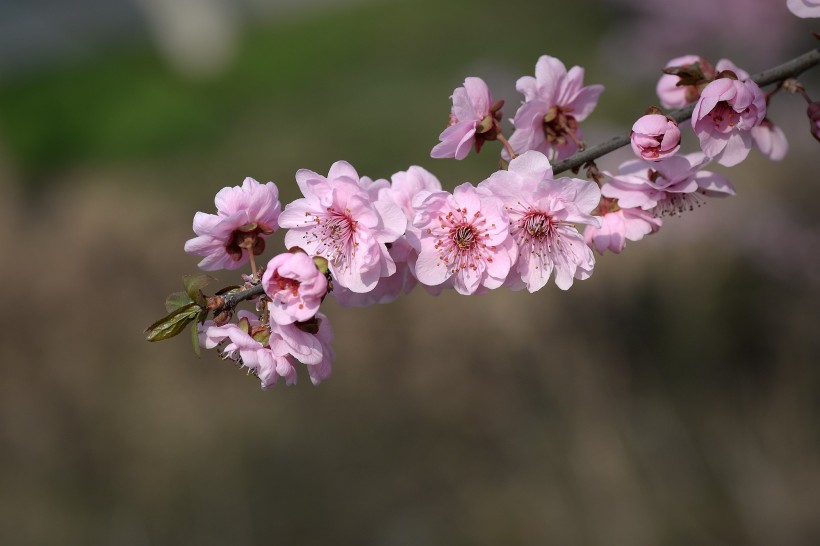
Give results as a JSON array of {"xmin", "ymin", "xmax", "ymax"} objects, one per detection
[
  {"xmin": 165, "ymin": 291, "xmax": 194, "ymax": 313},
  {"xmin": 145, "ymin": 303, "xmax": 201, "ymax": 342},
  {"xmin": 183, "ymin": 274, "xmax": 216, "ymax": 306}
]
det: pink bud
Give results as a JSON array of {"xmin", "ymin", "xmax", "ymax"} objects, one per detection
[{"xmin": 630, "ymin": 114, "xmax": 681, "ymax": 161}]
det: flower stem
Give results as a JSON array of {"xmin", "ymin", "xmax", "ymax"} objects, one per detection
[{"xmin": 497, "ymin": 133, "xmax": 517, "ymax": 160}]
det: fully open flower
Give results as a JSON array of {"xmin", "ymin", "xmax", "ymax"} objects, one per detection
[
  {"xmin": 431, "ymin": 77, "xmax": 501, "ymax": 160},
  {"xmin": 333, "ymin": 166, "xmax": 444, "ymax": 307},
  {"xmin": 692, "ymin": 76, "xmax": 766, "ymax": 166},
  {"xmin": 602, "ymin": 153, "xmax": 735, "ymax": 216},
  {"xmin": 279, "ymin": 161, "xmax": 406, "ymax": 293},
  {"xmin": 480, "ymin": 151, "xmax": 600, "ymax": 291},
  {"xmin": 412, "ymin": 182, "xmax": 516, "ymax": 295},
  {"xmin": 184, "ymin": 177, "xmax": 281, "ymax": 271},
  {"xmin": 507, "ymin": 55, "xmax": 604, "ymax": 161},
  {"xmin": 631, "ymin": 114, "xmax": 681, "ymax": 161},
  {"xmin": 262, "ymin": 252, "xmax": 327, "ymax": 324}
]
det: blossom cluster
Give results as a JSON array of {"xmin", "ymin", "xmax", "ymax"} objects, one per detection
[{"xmin": 152, "ymin": 2, "xmax": 819, "ymax": 390}]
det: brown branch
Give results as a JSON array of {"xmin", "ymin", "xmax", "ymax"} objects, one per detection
[
  {"xmin": 208, "ymin": 283, "xmax": 265, "ymax": 316},
  {"xmin": 551, "ymin": 47, "xmax": 820, "ymax": 176}
]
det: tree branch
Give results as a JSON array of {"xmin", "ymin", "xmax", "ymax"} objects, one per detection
[
  {"xmin": 551, "ymin": 47, "xmax": 820, "ymax": 176},
  {"xmin": 210, "ymin": 283, "xmax": 265, "ymax": 315}
]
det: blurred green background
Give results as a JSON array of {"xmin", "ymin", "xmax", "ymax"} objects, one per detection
[{"xmin": 1, "ymin": 0, "xmax": 819, "ymax": 544}]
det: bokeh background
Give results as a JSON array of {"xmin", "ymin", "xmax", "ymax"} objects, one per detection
[{"xmin": 1, "ymin": 0, "xmax": 819, "ymax": 544}]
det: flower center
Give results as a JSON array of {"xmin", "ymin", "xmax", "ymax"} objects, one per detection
[
  {"xmin": 431, "ymin": 207, "xmax": 495, "ymax": 272},
  {"xmin": 453, "ymin": 225, "xmax": 476, "ymax": 249},
  {"xmin": 302, "ymin": 208, "xmax": 358, "ymax": 268},
  {"xmin": 523, "ymin": 212, "xmax": 551, "ymax": 237},
  {"xmin": 226, "ymin": 223, "xmax": 272, "ymax": 261},
  {"xmin": 709, "ymin": 102, "xmax": 738, "ymax": 133},
  {"xmin": 543, "ymin": 106, "xmax": 581, "ymax": 148},
  {"xmin": 273, "ymin": 275, "xmax": 301, "ymax": 297}
]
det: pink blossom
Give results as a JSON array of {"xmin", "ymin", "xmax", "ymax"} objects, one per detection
[
  {"xmin": 333, "ymin": 166, "xmax": 444, "ymax": 306},
  {"xmin": 788, "ymin": 0, "xmax": 820, "ymax": 17},
  {"xmin": 714, "ymin": 59, "xmax": 750, "ymax": 80},
  {"xmin": 412, "ymin": 182, "xmax": 516, "ymax": 295},
  {"xmin": 184, "ymin": 177, "xmax": 281, "ymax": 271},
  {"xmin": 199, "ymin": 313, "xmax": 284, "ymax": 388},
  {"xmin": 431, "ymin": 77, "xmax": 500, "ymax": 160},
  {"xmin": 656, "ymin": 55, "xmax": 715, "ymax": 109},
  {"xmin": 808, "ymin": 102, "xmax": 820, "ymax": 141},
  {"xmin": 691, "ymin": 77, "xmax": 766, "ymax": 166},
  {"xmin": 602, "ymin": 153, "xmax": 735, "ymax": 216},
  {"xmin": 199, "ymin": 310, "xmax": 331, "ymax": 389},
  {"xmin": 306, "ymin": 313, "xmax": 334, "ymax": 385},
  {"xmin": 279, "ymin": 161, "xmax": 406, "ymax": 293},
  {"xmin": 479, "ymin": 151, "xmax": 600, "ymax": 291},
  {"xmin": 584, "ymin": 204, "xmax": 662, "ymax": 254},
  {"xmin": 630, "ymin": 114, "xmax": 681, "ymax": 161},
  {"xmin": 262, "ymin": 252, "xmax": 327, "ymax": 325},
  {"xmin": 507, "ymin": 55, "xmax": 604, "ymax": 161},
  {"xmin": 751, "ymin": 119, "xmax": 788, "ymax": 161}
]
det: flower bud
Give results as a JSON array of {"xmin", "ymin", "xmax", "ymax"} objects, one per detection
[{"xmin": 630, "ymin": 114, "xmax": 681, "ymax": 161}]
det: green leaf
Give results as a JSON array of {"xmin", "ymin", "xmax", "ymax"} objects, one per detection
[
  {"xmin": 145, "ymin": 303, "xmax": 201, "ymax": 342},
  {"xmin": 183, "ymin": 274, "xmax": 216, "ymax": 306},
  {"xmin": 215, "ymin": 285, "xmax": 242, "ymax": 295},
  {"xmin": 165, "ymin": 291, "xmax": 194, "ymax": 313}
]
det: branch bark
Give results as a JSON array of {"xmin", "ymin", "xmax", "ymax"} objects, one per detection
[
  {"xmin": 209, "ymin": 283, "xmax": 265, "ymax": 315},
  {"xmin": 551, "ymin": 47, "xmax": 820, "ymax": 176}
]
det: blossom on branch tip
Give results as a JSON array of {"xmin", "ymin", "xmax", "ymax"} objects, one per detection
[
  {"xmin": 631, "ymin": 114, "xmax": 681, "ymax": 161},
  {"xmin": 279, "ymin": 161, "xmax": 406, "ymax": 293},
  {"xmin": 262, "ymin": 252, "xmax": 328, "ymax": 325},
  {"xmin": 412, "ymin": 182, "xmax": 516, "ymax": 295},
  {"xmin": 431, "ymin": 77, "xmax": 502, "ymax": 160},
  {"xmin": 479, "ymin": 151, "xmax": 600, "ymax": 292},
  {"xmin": 184, "ymin": 177, "xmax": 281, "ymax": 271},
  {"xmin": 691, "ymin": 76, "xmax": 766, "ymax": 166},
  {"xmin": 507, "ymin": 56, "xmax": 604, "ymax": 162}
]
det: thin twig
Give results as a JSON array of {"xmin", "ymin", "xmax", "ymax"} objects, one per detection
[
  {"xmin": 214, "ymin": 283, "xmax": 265, "ymax": 313},
  {"xmin": 551, "ymin": 47, "xmax": 820, "ymax": 176}
]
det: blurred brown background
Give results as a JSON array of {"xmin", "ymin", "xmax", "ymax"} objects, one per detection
[{"xmin": 1, "ymin": 0, "xmax": 819, "ymax": 544}]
